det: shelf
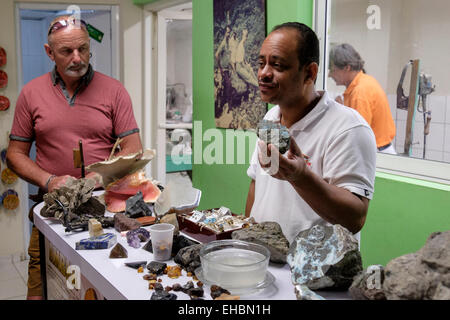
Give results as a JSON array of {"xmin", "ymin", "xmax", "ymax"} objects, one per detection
[{"xmin": 159, "ymin": 122, "xmax": 192, "ymax": 129}]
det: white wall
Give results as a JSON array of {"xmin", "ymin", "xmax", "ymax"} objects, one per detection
[{"xmin": 327, "ymin": 0, "xmax": 450, "ymax": 162}]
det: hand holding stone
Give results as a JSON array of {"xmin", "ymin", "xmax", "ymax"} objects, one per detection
[{"xmin": 258, "ymin": 137, "xmax": 306, "ymax": 183}]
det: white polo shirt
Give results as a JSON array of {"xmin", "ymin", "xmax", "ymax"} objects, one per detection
[{"xmin": 247, "ymin": 92, "xmax": 376, "ymax": 244}]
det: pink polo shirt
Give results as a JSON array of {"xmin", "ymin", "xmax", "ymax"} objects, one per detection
[{"xmin": 10, "ymin": 70, "xmax": 139, "ymax": 178}]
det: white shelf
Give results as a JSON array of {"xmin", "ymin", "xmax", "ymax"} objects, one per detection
[{"xmin": 159, "ymin": 122, "xmax": 192, "ymax": 129}]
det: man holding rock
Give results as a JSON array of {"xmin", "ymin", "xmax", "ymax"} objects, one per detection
[{"xmin": 245, "ymin": 22, "xmax": 376, "ymax": 243}]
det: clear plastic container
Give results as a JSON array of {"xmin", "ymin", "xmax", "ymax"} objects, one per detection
[{"xmin": 199, "ymin": 240, "xmax": 270, "ymax": 289}]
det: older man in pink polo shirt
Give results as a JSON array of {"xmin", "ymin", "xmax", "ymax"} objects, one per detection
[{"xmin": 6, "ymin": 15, "xmax": 142, "ymax": 299}]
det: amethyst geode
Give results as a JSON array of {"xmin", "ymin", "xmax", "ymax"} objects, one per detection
[{"xmin": 126, "ymin": 228, "xmax": 150, "ymax": 248}]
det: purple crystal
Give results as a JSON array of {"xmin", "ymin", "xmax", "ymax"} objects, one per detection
[{"xmin": 126, "ymin": 228, "xmax": 150, "ymax": 248}]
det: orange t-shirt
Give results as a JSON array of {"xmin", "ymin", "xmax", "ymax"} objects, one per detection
[{"xmin": 343, "ymin": 71, "xmax": 396, "ymax": 148}]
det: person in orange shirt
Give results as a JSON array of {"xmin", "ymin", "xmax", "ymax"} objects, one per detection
[{"xmin": 328, "ymin": 43, "xmax": 396, "ymax": 154}]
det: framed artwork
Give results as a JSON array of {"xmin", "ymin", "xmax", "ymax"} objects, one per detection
[{"xmin": 213, "ymin": 0, "xmax": 267, "ymax": 130}]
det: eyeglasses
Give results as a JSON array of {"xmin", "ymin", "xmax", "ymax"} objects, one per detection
[{"xmin": 48, "ymin": 18, "xmax": 88, "ymax": 36}]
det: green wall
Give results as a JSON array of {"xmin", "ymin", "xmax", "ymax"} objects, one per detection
[
  {"xmin": 191, "ymin": 0, "xmax": 450, "ymax": 269},
  {"xmin": 361, "ymin": 173, "xmax": 450, "ymax": 268},
  {"xmin": 192, "ymin": 0, "xmax": 313, "ymax": 214}
]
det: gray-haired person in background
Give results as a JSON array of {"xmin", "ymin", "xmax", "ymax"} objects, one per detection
[{"xmin": 328, "ymin": 43, "xmax": 396, "ymax": 154}]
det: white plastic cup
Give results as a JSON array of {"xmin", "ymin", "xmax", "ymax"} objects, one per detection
[{"xmin": 149, "ymin": 223, "xmax": 175, "ymax": 261}]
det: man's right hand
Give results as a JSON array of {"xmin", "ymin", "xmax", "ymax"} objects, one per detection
[{"xmin": 47, "ymin": 175, "xmax": 72, "ymax": 192}]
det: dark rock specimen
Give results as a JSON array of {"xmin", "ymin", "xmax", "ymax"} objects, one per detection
[
  {"xmin": 257, "ymin": 119, "xmax": 290, "ymax": 154},
  {"xmin": 109, "ymin": 243, "xmax": 128, "ymax": 258},
  {"xmin": 171, "ymin": 235, "xmax": 199, "ymax": 257},
  {"xmin": 142, "ymin": 234, "xmax": 198, "ymax": 257},
  {"xmin": 181, "ymin": 280, "xmax": 194, "ymax": 293},
  {"xmin": 114, "ymin": 213, "xmax": 142, "ymax": 232},
  {"xmin": 126, "ymin": 228, "xmax": 150, "ymax": 248},
  {"xmin": 210, "ymin": 285, "xmax": 231, "ymax": 300},
  {"xmin": 147, "ymin": 261, "xmax": 167, "ymax": 275},
  {"xmin": 288, "ymin": 224, "xmax": 362, "ymax": 291},
  {"xmin": 150, "ymin": 288, "xmax": 177, "ymax": 300},
  {"xmin": 173, "ymin": 244, "xmax": 203, "ymax": 273},
  {"xmin": 187, "ymin": 286, "xmax": 204, "ymax": 299},
  {"xmin": 125, "ymin": 191, "xmax": 152, "ymax": 218},
  {"xmin": 383, "ymin": 231, "xmax": 450, "ymax": 300},
  {"xmin": 232, "ymin": 221, "xmax": 289, "ymax": 264},
  {"xmin": 349, "ymin": 265, "xmax": 386, "ymax": 300},
  {"xmin": 124, "ymin": 261, "xmax": 146, "ymax": 269}
]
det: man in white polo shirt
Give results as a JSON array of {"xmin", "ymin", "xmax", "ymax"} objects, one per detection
[{"xmin": 245, "ymin": 22, "xmax": 376, "ymax": 244}]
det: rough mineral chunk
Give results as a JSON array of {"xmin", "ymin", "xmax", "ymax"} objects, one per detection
[
  {"xmin": 210, "ymin": 285, "xmax": 231, "ymax": 299},
  {"xmin": 150, "ymin": 288, "xmax": 177, "ymax": 300},
  {"xmin": 109, "ymin": 243, "xmax": 128, "ymax": 258},
  {"xmin": 294, "ymin": 285, "xmax": 325, "ymax": 300},
  {"xmin": 160, "ymin": 213, "xmax": 179, "ymax": 235},
  {"xmin": 257, "ymin": 119, "xmax": 290, "ymax": 154},
  {"xmin": 173, "ymin": 244, "xmax": 203, "ymax": 273},
  {"xmin": 349, "ymin": 265, "xmax": 386, "ymax": 300},
  {"xmin": 125, "ymin": 261, "xmax": 146, "ymax": 269},
  {"xmin": 126, "ymin": 228, "xmax": 150, "ymax": 248},
  {"xmin": 114, "ymin": 213, "xmax": 142, "ymax": 232},
  {"xmin": 232, "ymin": 221, "xmax": 289, "ymax": 264},
  {"xmin": 125, "ymin": 191, "xmax": 152, "ymax": 218},
  {"xmin": 76, "ymin": 233, "xmax": 117, "ymax": 250},
  {"xmin": 383, "ymin": 231, "xmax": 450, "ymax": 300},
  {"xmin": 88, "ymin": 219, "xmax": 104, "ymax": 238},
  {"xmin": 187, "ymin": 286, "xmax": 204, "ymax": 299},
  {"xmin": 147, "ymin": 261, "xmax": 167, "ymax": 275},
  {"xmin": 167, "ymin": 265, "xmax": 182, "ymax": 279},
  {"xmin": 287, "ymin": 224, "xmax": 362, "ymax": 290}
]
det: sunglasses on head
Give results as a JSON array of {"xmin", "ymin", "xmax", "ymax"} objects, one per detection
[{"xmin": 48, "ymin": 18, "xmax": 88, "ymax": 36}]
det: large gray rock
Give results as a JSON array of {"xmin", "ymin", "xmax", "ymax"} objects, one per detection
[
  {"xmin": 349, "ymin": 265, "xmax": 386, "ymax": 300},
  {"xmin": 231, "ymin": 221, "xmax": 289, "ymax": 264},
  {"xmin": 383, "ymin": 231, "xmax": 450, "ymax": 300},
  {"xmin": 288, "ymin": 224, "xmax": 362, "ymax": 290}
]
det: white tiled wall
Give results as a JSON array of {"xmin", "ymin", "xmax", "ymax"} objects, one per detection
[{"xmin": 389, "ymin": 94, "xmax": 450, "ymax": 162}]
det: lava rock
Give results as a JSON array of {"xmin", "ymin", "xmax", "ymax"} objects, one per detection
[
  {"xmin": 114, "ymin": 213, "xmax": 142, "ymax": 232},
  {"xmin": 126, "ymin": 228, "xmax": 150, "ymax": 248},
  {"xmin": 173, "ymin": 244, "xmax": 203, "ymax": 273},
  {"xmin": 109, "ymin": 243, "xmax": 128, "ymax": 258},
  {"xmin": 125, "ymin": 191, "xmax": 152, "ymax": 218},
  {"xmin": 232, "ymin": 221, "xmax": 289, "ymax": 264},
  {"xmin": 349, "ymin": 265, "xmax": 386, "ymax": 300},
  {"xmin": 257, "ymin": 119, "xmax": 290, "ymax": 154},
  {"xmin": 383, "ymin": 231, "xmax": 450, "ymax": 300},
  {"xmin": 147, "ymin": 261, "xmax": 167, "ymax": 275},
  {"xmin": 288, "ymin": 224, "xmax": 362, "ymax": 290}
]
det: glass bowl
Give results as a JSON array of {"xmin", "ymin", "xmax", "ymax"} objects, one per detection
[{"xmin": 199, "ymin": 240, "xmax": 270, "ymax": 289}]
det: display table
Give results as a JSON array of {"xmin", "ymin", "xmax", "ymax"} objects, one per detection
[{"xmin": 33, "ymin": 201, "xmax": 351, "ymax": 300}]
